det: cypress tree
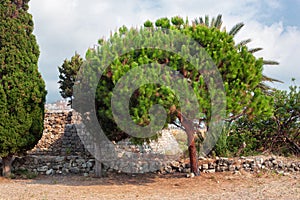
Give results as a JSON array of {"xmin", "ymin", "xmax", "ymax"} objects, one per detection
[{"xmin": 0, "ymin": 0, "xmax": 47, "ymax": 177}]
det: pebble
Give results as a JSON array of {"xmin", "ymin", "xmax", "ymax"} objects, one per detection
[
  {"xmin": 283, "ymin": 172, "xmax": 290, "ymax": 176},
  {"xmin": 83, "ymin": 173, "xmax": 89, "ymax": 177},
  {"xmin": 205, "ymin": 169, "xmax": 216, "ymax": 173},
  {"xmin": 46, "ymin": 169, "xmax": 54, "ymax": 175},
  {"xmin": 199, "ymin": 157, "xmax": 207, "ymax": 160},
  {"xmin": 202, "ymin": 164, "xmax": 209, "ymax": 170},
  {"xmin": 186, "ymin": 172, "xmax": 195, "ymax": 178},
  {"xmin": 37, "ymin": 166, "xmax": 48, "ymax": 172}
]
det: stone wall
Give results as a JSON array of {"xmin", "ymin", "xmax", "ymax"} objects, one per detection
[
  {"xmin": 28, "ymin": 111, "xmax": 91, "ymax": 158},
  {"xmin": 6, "ymin": 111, "xmax": 183, "ymax": 175},
  {"xmin": 9, "ymin": 154, "xmax": 300, "ymax": 177},
  {"xmin": 12, "ymin": 155, "xmax": 96, "ymax": 176},
  {"xmin": 161, "ymin": 156, "xmax": 300, "ymax": 177},
  {"xmin": 0, "ymin": 111, "xmax": 299, "ymax": 177}
]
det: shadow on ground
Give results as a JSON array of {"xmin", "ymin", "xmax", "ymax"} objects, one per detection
[{"xmin": 18, "ymin": 172, "xmax": 188, "ymax": 187}]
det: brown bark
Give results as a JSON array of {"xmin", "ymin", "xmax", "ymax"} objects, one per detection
[
  {"xmin": 187, "ymin": 128, "xmax": 200, "ymax": 176},
  {"xmin": 2, "ymin": 155, "xmax": 14, "ymax": 177},
  {"xmin": 94, "ymin": 142, "xmax": 105, "ymax": 177},
  {"xmin": 95, "ymin": 159, "xmax": 102, "ymax": 177},
  {"xmin": 179, "ymin": 114, "xmax": 200, "ymax": 176}
]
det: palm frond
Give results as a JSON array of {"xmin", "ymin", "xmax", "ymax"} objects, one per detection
[
  {"xmin": 210, "ymin": 17, "xmax": 216, "ymax": 28},
  {"xmin": 193, "ymin": 18, "xmax": 199, "ymax": 25},
  {"xmin": 205, "ymin": 15, "xmax": 209, "ymax": 27},
  {"xmin": 194, "ymin": 14, "xmax": 223, "ymax": 30},
  {"xmin": 263, "ymin": 60, "xmax": 279, "ymax": 65},
  {"xmin": 215, "ymin": 14, "xmax": 223, "ymax": 29},
  {"xmin": 229, "ymin": 22, "xmax": 244, "ymax": 36},
  {"xmin": 257, "ymin": 82, "xmax": 276, "ymax": 95},
  {"xmin": 262, "ymin": 75, "xmax": 283, "ymax": 83},
  {"xmin": 192, "ymin": 15, "xmax": 281, "ymax": 96},
  {"xmin": 194, "ymin": 17, "xmax": 204, "ymax": 25},
  {"xmin": 199, "ymin": 17, "xmax": 204, "ymax": 24},
  {"xmin": 259, "ymin": 74, "xmax": 283, "ymax": 95},
  {"xmin": 248, "ymin": 47, "xmax": 263, "ymax": 54},
  {"xmin": 235, "ymin": 38, "xmax": 252, "ymax": 47},
  {"xmin": 258, "ymin": 82, "xmax": 272, "ymax": 90}
]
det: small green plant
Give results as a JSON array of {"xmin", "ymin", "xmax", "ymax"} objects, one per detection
[
  {"xmin": 210, "ymin": 150, "xmax": 216, "ymax": 159},
  {"xmin": 214, "ymin": 128, "xmax": 230, "ymax": 157},
  {"xmin": 14, "ymin": 168, "xmax": 37, "ymax": 179},
  {"xmin": 8, "ymin": 173, "xmax": 16, "ymax": 179},
  {"xmin": 256, "ymin": 171, "xmax": 263, "ymax": 178},
  {"xmin": 65, "ymin": 147, "xmax": 72, "ymax": 155}
]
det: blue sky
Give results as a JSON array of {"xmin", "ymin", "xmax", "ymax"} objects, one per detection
[{"xmin": 28, "ymin": 0, "xmax": 300, "ymax": 102}]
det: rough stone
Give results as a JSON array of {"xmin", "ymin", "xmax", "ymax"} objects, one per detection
[
  {"xmin": 70, "ymin": 167, "xmax": 80, "ymax": 174},
  {"xmin": 205, "ymin": 169, "xmax": 216, "ymax": 173},
  {"xmin": 55, "ymin": 157, "xmax": 65, "ymax": 163},
  {"xmin": 256, "ymin": 157, "xmax": 264, "ymax": 164},
  {"xmin": 46, "ymin": 169, "xmax": 54, "ymax": 175},
  {"xmin": 199, "ymin": 157, "xmax": 206, "ymax": 160},
  {"xmin": 272, "ymin": 160, "xmax": 278, "ymax": 165},
  {"xmin": 202, "ymin": 164, "xmax": 209, "ymax": 170},
  {"xmin": 229, "ymin": 165, "xmax": 235, "ymax": 172},
  {"xmin": 186, "ymin": 173, "xmax": 195, "ymax": 178},
  {"xmin": 83, "ymin": 173, "xmax": 89, "ymax": 177},
  {"xmin": 37, "ymin": 166, "xmax": 48, "ymax": 172}
]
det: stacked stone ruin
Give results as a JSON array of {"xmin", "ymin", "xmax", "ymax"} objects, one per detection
[{"xmin": 0, "ymin": 111, "xmax": 299, "ymax": 177}]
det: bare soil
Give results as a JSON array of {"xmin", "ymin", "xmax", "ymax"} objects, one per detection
[{"xmin": 0, "ymin": 170, "xmax": 299, "ymax": 200}]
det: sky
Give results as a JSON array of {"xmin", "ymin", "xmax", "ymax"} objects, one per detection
[{"xmin": 28, "ymin": 0, "xmax": 300, "ymax": 103}]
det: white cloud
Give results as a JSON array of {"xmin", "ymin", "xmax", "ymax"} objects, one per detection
[{"xmin": 233, "ymin": 20, "xmax": 300, "ymax": 89}]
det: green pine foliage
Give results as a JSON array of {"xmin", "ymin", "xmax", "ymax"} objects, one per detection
[
  {"xmin": 0, "ymin": 0, "xmax": 46, "ymax": 173},
  {"xmin": 73, "ymin": 16, "xmax": 273, "ymax": 144},
  {"xmin": 58, "ymin": 53, "xmax": 83, "ymax": 106}
]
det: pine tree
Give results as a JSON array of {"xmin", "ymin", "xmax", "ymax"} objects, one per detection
[
  {"xmin": 0, "ymin": 0, "xmax": 47, "ymax": 177},
  {"xmin": 58, "ymin": 53, "xmax": 83, "ymax": 106},
  {"xmin": 71, "ymin": 15, "xmax": 275, "ymax": 176}
]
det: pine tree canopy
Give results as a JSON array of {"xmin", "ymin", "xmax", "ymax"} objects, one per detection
[{"xmin": 73, "ymin": 16, "xmax": 274, "ymax": 144}]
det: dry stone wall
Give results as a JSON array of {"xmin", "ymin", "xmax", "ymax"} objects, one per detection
[
  {"xmin": 0, "ymin": 111, "xmax": 299, "ymax": 177},
  {"xmin": 28, "ymin": 111, "xmax": 91, "ymax": 158},
  {"xmin": 8, "ymin": 154, "xmax": 300, "ymax": 177},
  {"xmin": 8, "ymin": 111, "xmax": 183, "ymax": 175},
  {"xmin": 161, "ymin": 156, "xmax": 300, "ymax": 177}
]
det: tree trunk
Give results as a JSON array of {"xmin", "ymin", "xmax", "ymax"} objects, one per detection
[
  {"xmin": 95, "ymin": 159, "xmax": 102, "ymax": 177},
  {"xmin": 181, "ymin": 119, "xmax": 200, "ymax": 176},
  {"xmin": 2, "ymin": 155, "xmax": 14, "ymax": 177},
  {"xmin": 94, "ymin": 142, "xmax": 105, "ymax": 177}
]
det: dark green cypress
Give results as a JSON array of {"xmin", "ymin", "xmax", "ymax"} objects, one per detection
[{"xmin": 0, "ymin": 0, "xmax": 47, "ymax": 177}]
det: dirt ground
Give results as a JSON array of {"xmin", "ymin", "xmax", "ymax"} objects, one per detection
[{"xmin": 0, "ymin": 170, "xmax": 299, "ymax": 200}]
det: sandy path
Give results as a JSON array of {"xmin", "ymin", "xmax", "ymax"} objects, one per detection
[{"xmin": 0, "ymin": 171, "xmax": 299, "ymax": 200}]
